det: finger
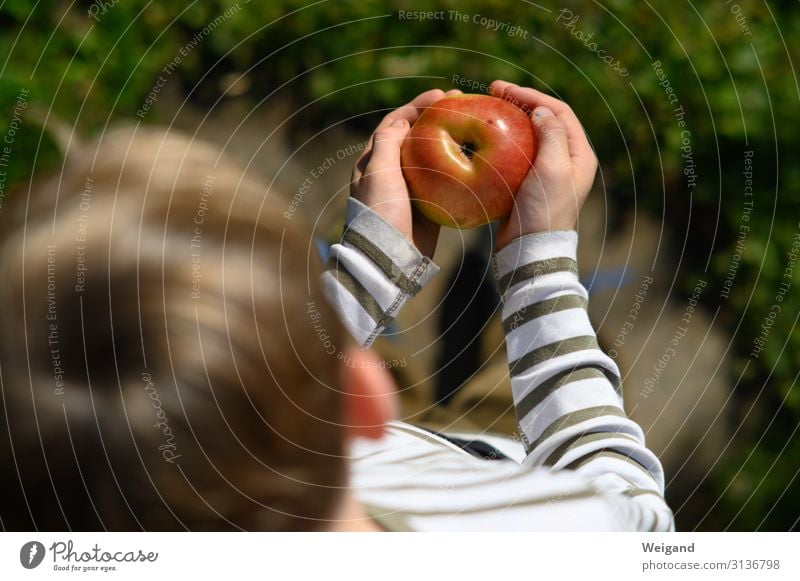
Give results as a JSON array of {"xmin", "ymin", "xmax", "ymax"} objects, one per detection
[
  {"xmin": 491, "ymin": 82, "xmax": 567, "ymax": 115},
  {"xmin": 489, "ymin": 79, "xmax": 516, "ymax": 98},
  {"xmin": 445, "ymin": 89, "xmax": 462, "ymax": 97},
  {"xmin": 367, "ymin": 88, "xmax": 447, "ymax": 158},
  {"xmin": 493, "ymin": 84, "xmax": 584, "ymax": 140},
  {"xmin": 530, "ymin": 106, "xmax": 571, "ymax": 175},
  {"xmin": 354, "ymin": 90, "xmax": 446, "ymax": 188},
  {"xmin": 489, "ymin": 81, "xmax": 533, "ymax": 116},
  {"xmin": 351, "ymin": 148, "xmax": 371, "ymax": 187},
  {"xmin": 365, "ymin": 88, "xmax": 445, "ymax": 170},
  {"xmin": 493, "ymin": 82, "xmax": 596, "ymax": 170},
  {"xmin": 363, "ymin": 118, "xmax": 410, "ymax": 179},
  {"xmin": 382, "ymin": 89, "xmax": 446, "ymax": 129}
]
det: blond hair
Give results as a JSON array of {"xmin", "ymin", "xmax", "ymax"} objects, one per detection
[{"xmin": 0, "ymin": 127, "xmax": 346, "ymax": 530}]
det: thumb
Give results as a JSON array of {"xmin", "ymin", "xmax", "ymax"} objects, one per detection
[
  {"xmin": 530, "ymin": 107, "xmax": 570, "ymax": 174},
  {"xmin": 365, "ymin": 118, "xmax": 410, "ymax": 177}
]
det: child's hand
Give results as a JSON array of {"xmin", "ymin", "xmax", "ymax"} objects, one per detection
[
  {"xmin": 351, "ymin": 89, "xmax": 461, "ymax": 258},
  {"xmin": 489, "ymin": 80, "xmax": 598, "ymax": 249}
]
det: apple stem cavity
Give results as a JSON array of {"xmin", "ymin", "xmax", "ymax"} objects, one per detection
[{"xmin": 460, "ymin": 141, "xmax": 477, "ymax": 161}]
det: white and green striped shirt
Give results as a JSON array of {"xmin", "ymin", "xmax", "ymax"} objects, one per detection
[{"xmin": 322, "ymin": 199, "xmax": 673, "ymax": 532}]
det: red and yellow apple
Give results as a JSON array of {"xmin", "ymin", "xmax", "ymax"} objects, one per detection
[{"xmin": 401, "ymin": 94, "xmax": 536, "ymax": 229}]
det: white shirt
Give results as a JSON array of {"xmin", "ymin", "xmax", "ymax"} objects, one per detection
[{"xmin": 323, "ymin": 199, "xmax": 674, "ymax": 532}]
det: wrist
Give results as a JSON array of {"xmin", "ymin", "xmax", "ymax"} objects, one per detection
[
  {"xmin": 343, "ymin": 198, "xmax": 439, "ymax": 290},
  {"xmin": 492, "ymin": 230, "xmax": 579, "ymax": 294},
  {"xmin": 496, "ymin": 223, "xmax": 577, "ymax": 251}
]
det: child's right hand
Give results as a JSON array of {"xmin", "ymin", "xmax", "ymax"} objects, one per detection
[{"xmin": 489, "ymin": 81, "xmax": 599, "ymax": 250}]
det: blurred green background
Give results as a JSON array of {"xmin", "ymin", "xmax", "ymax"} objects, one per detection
[{"xmin": 1, "ymin": 0, "xmax": 798, "ymax": 530}]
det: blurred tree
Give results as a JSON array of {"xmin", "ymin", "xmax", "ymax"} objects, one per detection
[{"xmin": 1, "ymin": 0, "xmax": 797, "ymax": 530}]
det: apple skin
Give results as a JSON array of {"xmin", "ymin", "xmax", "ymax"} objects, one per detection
[{"xmin": 400, "ymin": 94, "xmax": 536, "ymax": 229}]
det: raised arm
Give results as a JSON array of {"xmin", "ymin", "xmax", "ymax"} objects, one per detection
[
  {"xmin": 322, "ymin": 89, "xmax": 459, "ymax": 346},
  {"xmin": 490, "ymin": 81, "xmax": 674, "ymax": 531}
]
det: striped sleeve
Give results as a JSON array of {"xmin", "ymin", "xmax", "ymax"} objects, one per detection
[
  {"xmin": 321, "ymin": 198, "xmax": 439, "ymax": 347},
  {"xmin": 493, "ymin": 230, "xmax": 674, "ymax": 531}
]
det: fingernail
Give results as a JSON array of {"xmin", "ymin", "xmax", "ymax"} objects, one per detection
[
  {"xmin": 534, "ymin": 106, "xmax": 553, "ymax": 118},
  {"xmin": 391, "ymin": 119, "xmax": 407, "ymax": 127}
]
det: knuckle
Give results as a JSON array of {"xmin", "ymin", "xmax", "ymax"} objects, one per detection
[
  {"xmin": 548, "ymin": 115, "xmax": 569, "ymax": 130},
  {"xmin": 374, "ymin": 127, "xmax": 396, "ymax": 138},
  {"xmin": 373, "ymin": 129, "xmax": 400, "ymax": 145},
  {"xmin": 550, "ymin": 98, "xmax": 573, "ymax": 115}
]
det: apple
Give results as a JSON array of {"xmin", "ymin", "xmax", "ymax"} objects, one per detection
[{"xmin": 401, "ymin": 93, "xmax": 536, "ymax": 229}]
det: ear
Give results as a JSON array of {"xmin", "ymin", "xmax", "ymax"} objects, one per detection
[{"xmin": 340, "ymin": 346, "xmax": 399, "ymax": 440}]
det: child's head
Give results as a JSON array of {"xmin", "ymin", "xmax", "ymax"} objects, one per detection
[{"xmin": 0, "ymin": 127, "xmax": 354, "ymax": 530}]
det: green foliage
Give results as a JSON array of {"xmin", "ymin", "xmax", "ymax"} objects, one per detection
[{"xmin": 1, "ymin": 0, "xmax": 798, "ymax": 529}]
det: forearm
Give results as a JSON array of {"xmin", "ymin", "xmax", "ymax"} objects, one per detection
[
  {"xmin": 321, "ymin": 198, "xmax": 439, "ymax": 347},
  {"xmin": 494, "ymin": 231, "xmax": 674, "ymax": 531}
]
